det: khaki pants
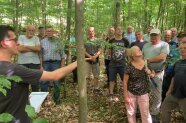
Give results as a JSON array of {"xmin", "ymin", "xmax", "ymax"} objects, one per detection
[{"xmin": 161, "ymin": 95, "xmax": 186, "ymax": 123}]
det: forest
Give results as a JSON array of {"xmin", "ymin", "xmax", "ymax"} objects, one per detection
[{"xmin": 0, "ymin": 0, "xmax": 186, "ymax": 123}]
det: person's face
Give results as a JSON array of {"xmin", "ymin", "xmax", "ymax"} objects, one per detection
[
  {"xmin": 135, "ymin": 32, "xmax": 142, "ymax": 41},
  {"xmin": 109, "ymin": 28, "xmax": 115, "ymax": 36},
  {"xmin": 2, "ymin": 31, "xmax": 19, "ymax": 55},
  {"xmin": 150, "ymin": 34, "xmax": 161, "ymax": 44},
  {"xmin": 115, "ymin": 27, "xmax": 123, "ymax": 36},
  {"xmin": 132, "ymin": 47, "xmax": 142, "ymax": 57},
  {"xmin": 171, "ymin": 29, "xmax": 177, "ymax": 37},
  {"xmin": 46, "ymin": 28, "xmax": 54, "ymax": 38},
  {"xmin": 127, "ymin": 26, "xmax": 132, "ymax": 33},
  {"xmin": 179, "ymin": 37, "xmax": 186, "ymax": 58},
  {"xmin": 38, "ymin": 29, "xmax": 45, "ymax": 37},
  {"xmin": 26, "ymin": 26, "xmax": 35, "ymax": 38},
  {"xmin": 88, "ymin": 27, "xmax": 95, "ymax": 39},
  {"xmin": 164, "ymin": 32, "xmax": 172, "ymax": 42}
]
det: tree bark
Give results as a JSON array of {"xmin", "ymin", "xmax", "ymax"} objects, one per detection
[
  {"xmin": 66, "ymin": 0, "xmax": 73, "ymax": 64},
  {"xmin": 127, "ymin": 0, "xmax": 132, "ymax": 25},
  {"xmin": 143, "ymin": 0, "xmax": 148, "ymax": 32},
  {"xmin": 41, "ymin": 0, "xmax": 47, "ymax": 26},
  {"xmin": 75, "ymin": 0, "xmax": 87, "ymax": 123},
  {"xmin": 156, "ymin": 0, "xmax": 163, "ymax": 27},
  {"xmin": 184, "ymin": 4, "xmax": 186, "ymax": 32},
  {"xmin": 114, "ymin": 0, "xmax": 121, "ymax": 28}
]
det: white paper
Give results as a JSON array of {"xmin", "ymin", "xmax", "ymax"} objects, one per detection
[{"xmin": 29, "ymin": 92, "xmax": 49, "ymax": 113}]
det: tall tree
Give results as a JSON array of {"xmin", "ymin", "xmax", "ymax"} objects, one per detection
[
  {"xmin": 184, "ymin": 4, "xmax": 186, "ymax": 32},
  {"xmin": 127, "ymin": 0, "xmax": 132, "ymax": 25},
  {"xmin": 143, "ymin": 0, "xmax": 148, "ymax": 32},
  {"xmin": 75, "ymin": 0, "xmax": 87, "ymax": 123},
  {"xmin": 114, "ymin": 0, "xmax": 121, "ymax": 27},
  {"xmin": 41, "ymin": 0, "xmax": 47, "ymax": 26}
]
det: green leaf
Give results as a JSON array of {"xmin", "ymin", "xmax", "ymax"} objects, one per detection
[
  {"xmin": 0, "ymin": 88, "xmax": 7, "ymax": 96},
  {"xmin": 25, "ymin": 105, "xmax": 37, "ymax": 119},
  {"xmin": 6, "ymin": 75, "xmax": 22, "ymax": 83},
  {"xmin": 33, "ymin": 118, "xmax": 48, "ymax": 123},
  {"xmin": 0, "ymin": 113, "xmax": 14, "ymax": 123}
]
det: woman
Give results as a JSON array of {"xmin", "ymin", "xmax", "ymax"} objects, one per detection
[{"xmin": 123, "ymin": 46, "xmax": 154, "ymax": 123}]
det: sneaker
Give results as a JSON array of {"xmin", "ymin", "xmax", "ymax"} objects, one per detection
[{"xmin": 108, "ymin": 94, "xmax": 119, "ymax": 102}]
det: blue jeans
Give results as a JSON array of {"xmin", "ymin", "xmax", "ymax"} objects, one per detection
[{"xmin": 40, "ymin": 61, "xmax": 61, "ymax": 103}]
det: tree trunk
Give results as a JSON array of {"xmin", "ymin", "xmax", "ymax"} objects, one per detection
[
  {"xmin": 143, "ymin": 0, "xmax": 148, "ymax": 32},
  {"xmin": 156, "ymin": 0, "xmax": 162, "ymax": 27},
  {"xmin": 127, "ymin": 0, "xmax": 132, "ymax": 25},
  {"xmin": 14, "ymin": 0, "xmax": 19, "ymax": 33},
  {"xmin": 41, "ymin": 0, "xmax": 47, "ymax": 26},
  {"xmin": 75, "ymin": 0, "xmax": 87, "ymax": 123},
  {"xmin": 184, "ymin": 4, "xmax": 186, "ymax": 32},
  {"xmin": 114, "ymin": 0, "xmax": 121, "ymax": 28},
  {"xmin": 66, "ymin": 0, "xmax": 73, "ymax": 64}
]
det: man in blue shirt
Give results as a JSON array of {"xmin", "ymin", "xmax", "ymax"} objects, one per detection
[{"xmin": 40, "ymin": 26, "xmax": 65, "ymax": 104}]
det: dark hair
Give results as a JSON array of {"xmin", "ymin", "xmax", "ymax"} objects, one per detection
[
  {"xmin": 0, "ymin": 25, "xmax": 15, "ymax": 42},
  {"xmin": 38, "ymin": 26, "xmax": 45, "ymax": 30},
  {"xmin": 177, "ymin": 32, "xmax": 186, "ymax": 38}
]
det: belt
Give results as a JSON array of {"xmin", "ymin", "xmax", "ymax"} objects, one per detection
[
  {"xmin": 44, "ymin": 60, "xmax": 59, "ymax": 63},
  {"xmin": 155, "ymin": 70, "xmax": 163, "ymax": 73}
]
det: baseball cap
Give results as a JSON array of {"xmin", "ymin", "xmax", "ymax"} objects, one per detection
[{"xmin": 150, "ymin": 29, "xmax": 161, "ymax": 35}]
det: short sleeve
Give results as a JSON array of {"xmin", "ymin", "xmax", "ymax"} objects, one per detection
[
  {"xmin": 18, "ymin": 35, "xmax": 24, "ymax": 44},
  {"xmin": 124, "ymin": 64, "xmax": 132, "ymax": 74},
  {"xmin": 161, "ymin": 42, "xmax": 170, "ymax": 55},
  {"xmin": 35, "ymin": 36, "xmax": 40, "ymax": 45},
  {"xmin": 172, "ymin": 62, "xmax": 178, "ymax": 77},
  {"xmin": 14, "ymin": 64, "xmax": 43, "ymax": 84}
]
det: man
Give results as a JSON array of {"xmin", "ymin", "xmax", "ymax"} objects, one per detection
[
  {"xmin": 109, "ymin": 26, "xmax": 129, "ymax": 100},
  {"xmin": 104, "ymin": 27, "xmax": 115, "ymax": 86},
  {"xmin": 17, "ymin": 25, "xmax": 41, "ymax": 92},
  {"xmin": 38, "ymin": 26, "xmax": 45, "ymax": 41},
  {"xmin": 143, "ymin": 25, "xmax": 154, "ymax": 42},
  {"xmin": 162, "ymin": 30, "xmax": 180, "ymax": 102},
  {"xmin": 0, "ymin": 25, "xmax": 77, "ymax": 123},
  {"xmin": 40, "ymin": 26, "xmax": 65, "ymax": 104},
  {"xmin": 85, "ymin": 27, "xmax": 101, "ymax": 94},
  {"xmin": 171, "ymin": 27, "xmax": 178, "ymax": 43},
  {"xmin": 131, "ymin": 31, "xmax": 148, "ymax": 50},
  {"xmin": 142, "ymin": 29, "xmax": 169, "ymax": 123},
  {"xmin": 161, "ymin": 33, "xmax": 186, "ymax": 123},
  {"xmin": 124, "ymin": 25, "xmax": 136, "ymax": 46}
]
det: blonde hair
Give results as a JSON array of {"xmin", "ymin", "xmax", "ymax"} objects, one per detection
[{"xmin": 125, "ymin": 46, "xmax": 141, "ymax": 63}]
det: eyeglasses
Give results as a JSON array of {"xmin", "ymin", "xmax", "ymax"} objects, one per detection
[{"xmin": 4, "ymin": 37, "xmax": 17, "ymax": 43}]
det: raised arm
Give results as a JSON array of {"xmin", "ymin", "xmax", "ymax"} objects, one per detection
[{"xmin": 40, "ymin": 61, "xmax": 77, "ymax": 81}]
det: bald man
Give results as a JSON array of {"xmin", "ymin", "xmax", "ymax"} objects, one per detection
[{"xmin": 17, "ymin": 25, "xmax": 41, "ymax": 92}]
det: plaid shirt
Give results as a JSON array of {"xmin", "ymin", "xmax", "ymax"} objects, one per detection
[{"xmin": 40, "ymin": 38, "xmax": 65, "ymax": 61}]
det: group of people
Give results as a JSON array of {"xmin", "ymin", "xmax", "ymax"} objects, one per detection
[
  {"xmin": 101, "ymin": 25, "xmax": 186, "ymax": 123},
  {"xmin": 0, "ymin": 24, "xmax": 186, "ymax": 123},
  {"xmin": 0, "ymin": 25, "xmax": 77, "ymax": 122}
]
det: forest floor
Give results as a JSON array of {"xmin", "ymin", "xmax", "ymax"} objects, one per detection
[
  {"xmin": 37, "ymin": 72, "xmax": 184, "ymax": 123},
  {"xmin": 37, "ymin": 56, "xmax": 184, "ymax": 123}
]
